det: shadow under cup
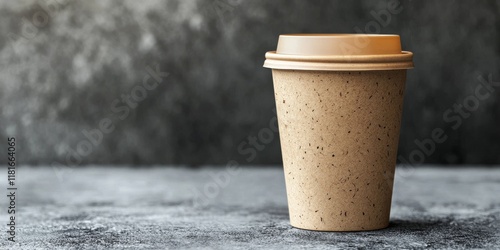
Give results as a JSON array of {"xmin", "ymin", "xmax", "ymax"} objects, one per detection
[{"xmin": 264, "ymin": 34, "xmax": 413, "ymax": 231}]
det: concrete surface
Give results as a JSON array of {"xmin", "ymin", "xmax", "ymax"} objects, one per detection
[{"xmin": 0, "ymin": 166, "xmax": 499, "ymax": 249}]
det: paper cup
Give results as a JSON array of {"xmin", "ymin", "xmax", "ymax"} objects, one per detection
[{"xmin": 264, "ymin": 34, "xmax": 413, "ymax": 231}]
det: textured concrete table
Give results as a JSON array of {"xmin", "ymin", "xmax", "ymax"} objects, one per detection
[{"xmin": 0, "ymin": 166, "xmax": 499, "ymax": 249}]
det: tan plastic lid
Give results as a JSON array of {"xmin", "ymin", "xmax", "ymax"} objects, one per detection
[{"xmin": 263, "ymin": 34, "xmax": 413, "ymax": 71}]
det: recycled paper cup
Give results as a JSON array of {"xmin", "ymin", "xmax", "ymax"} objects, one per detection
[{"xmin": 264, "ymin": 34, "xmax": 413, "ymax": 231}]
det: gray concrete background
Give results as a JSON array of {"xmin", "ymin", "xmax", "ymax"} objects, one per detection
[{"xmin": 0, "ymin": 0, "xmax": 499, "ymax": 166}]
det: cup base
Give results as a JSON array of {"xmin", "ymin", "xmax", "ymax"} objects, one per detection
[{"xmin": 290, "ymin": 221, "xmax": 390, "ymax": 232}]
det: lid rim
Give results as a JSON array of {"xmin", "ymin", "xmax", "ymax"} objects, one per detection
[
  {"xmin": 264, "ymin": 51, "xmax": 414, "ymax": 71},
  {"xmin": 263, "ymin": 60, "xmax": 414, "ymax": 71},
  {"xmin": 265, "ymin": 51, "xmax": 413, "ymax": 63}
]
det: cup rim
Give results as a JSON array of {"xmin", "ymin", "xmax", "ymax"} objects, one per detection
[{"xmin": 264, "ymin": 51, "xmax": 413, "ymax": 71}]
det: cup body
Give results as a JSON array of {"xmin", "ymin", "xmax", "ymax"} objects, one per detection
[{"xmin": 272, "ymin": 69, "xmax": 406, "ymax": 231}]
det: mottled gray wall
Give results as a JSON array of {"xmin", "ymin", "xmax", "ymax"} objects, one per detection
[{"xmin": 0, "ymin": 0, "xmax": 499, "ymax": 166}]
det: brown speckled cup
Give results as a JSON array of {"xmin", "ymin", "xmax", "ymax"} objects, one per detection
[{"xmin": 264, "ymin": 34, "xmax": 413, "ymax": 231}]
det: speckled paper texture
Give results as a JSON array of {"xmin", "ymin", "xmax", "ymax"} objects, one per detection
[{"xmin": 273, "ymin": 69, "xmax": 406, "ymax": 231}]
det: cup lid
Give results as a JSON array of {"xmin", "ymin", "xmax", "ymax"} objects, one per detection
[{"xmin": 264, "ymin": 34, "xmax": 413, "ymax": 71}]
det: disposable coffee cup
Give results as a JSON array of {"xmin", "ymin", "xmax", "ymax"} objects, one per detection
[{"xmin": 264, "ymin": 34, "xmax": 413, "ymax": 231}]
